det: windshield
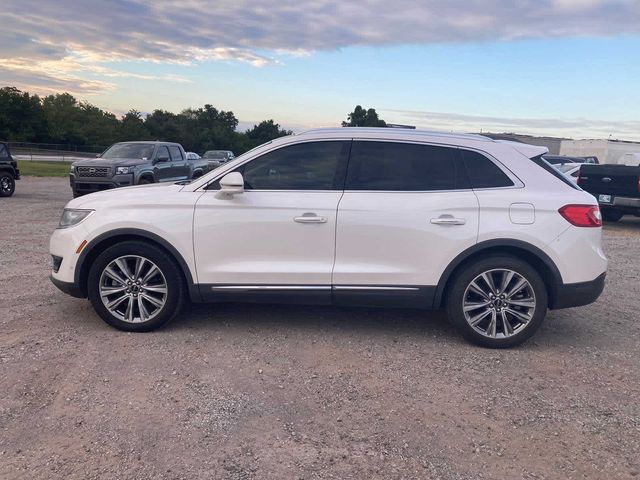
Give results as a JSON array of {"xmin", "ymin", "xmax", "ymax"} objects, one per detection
[{"xmin": 102, "ymin": 143, "xmax": 155, "ymax": 159}]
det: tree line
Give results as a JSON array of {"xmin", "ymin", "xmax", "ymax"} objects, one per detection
[{"xmin": 0, "ymin": 86, "xmax": 386, "ymax": 154}]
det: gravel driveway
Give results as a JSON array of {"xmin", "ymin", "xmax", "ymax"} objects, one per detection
[{"xmin": 1, "ymin": 177, "xmax": 639, "ymax": 480}]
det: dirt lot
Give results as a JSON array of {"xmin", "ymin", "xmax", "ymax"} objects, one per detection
[{"xmin": 1, "ymin": 177, "xmax": 639, "ymax": 480}]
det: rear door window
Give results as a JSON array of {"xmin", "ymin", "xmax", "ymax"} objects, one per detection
[{"xmin": 345, "ymin": 141, "xmax": 465, "ymax": 191}]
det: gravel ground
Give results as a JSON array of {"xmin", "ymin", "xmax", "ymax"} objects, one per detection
[{"xmin": 1, "ymin": 177, "xmax": 639, "ymax": 480}]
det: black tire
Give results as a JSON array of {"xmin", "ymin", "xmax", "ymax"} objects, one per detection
[
  {"xmin": 192, "ymin": 170, "xmax": 202, "ymax": 179},
  {"xmin": 446, "ymin": 255, "xmax": 548, "ymax": 348},
  {"xmin": 601, "ymin": 209, "xmax": 623, "ymax": 222},
  {"xmin": 0, "ymin": 172, "xmax": 15, "ymax": 197},
  {"xmin": 87, "ymin": 240, "xmax": 185, "ymax": 332},
  {"xmin": 138, "ymin": 177, "xmax": 153, "ymax": 185}
]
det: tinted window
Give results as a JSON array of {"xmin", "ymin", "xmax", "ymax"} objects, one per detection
[
  {"xmin": 168, "ymin": 146, "xmax": 183, "ymax": 161},
  {"xmin": 346, "ymin": 141, "xmax": 463, "ymax": 191},
  {"xmin": 156, "ymin": 146, "xmax": 170, "ymax": 160},
  {"xmin": 0, "ymin": 144, "xmax": 7, "ymax": 158},
  {"xmin": 235, "ymin": 141, "xmax": 349, "ymax": 190},
  {"xmin": 461, "ymin": 150, "xmax": 514, "ymax": 188}
]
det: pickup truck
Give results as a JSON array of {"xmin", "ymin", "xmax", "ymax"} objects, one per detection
[
  {"xmin": 70, "ymin": 141, "xmax": 193, "ymax": 197},
  {"xmin": 0, "ymin": 141, "xmax": 20, "ymax": 197},
  {"xmin": 578, "ymin": 162, "xmax": 640, "ymax": 222}
]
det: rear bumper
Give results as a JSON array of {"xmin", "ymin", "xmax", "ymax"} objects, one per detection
[
  {"xmin": 551, "ymin": 272, "xmax": 606, "ymax": 309},
  {"xmin": 50, "ymin": 275, "xmax": 85, "ymax": 298}
]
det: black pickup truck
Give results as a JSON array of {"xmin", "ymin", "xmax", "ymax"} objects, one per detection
[
  {"xmin": 0, "ymin": 141, "xmax": 20, "ymax": 197},
  {"xmin": 578, "ymin": 163, "xmax": 640, "ymax": 222}
]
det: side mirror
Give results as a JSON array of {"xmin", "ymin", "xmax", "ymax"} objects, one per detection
[
  {"xmin": 217, "ymin": 172, "xmax": 244, "ymax": 197},
  {"xmin": 156, "ymin": 155, "xmax": 169, "ymax": 163}
]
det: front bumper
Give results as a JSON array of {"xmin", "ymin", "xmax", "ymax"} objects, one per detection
[
  {"xmin": 70, "ymin": 173, "xmax": 134, "ymax": 195},
  {"xmin": 50, "ymin": 275, "xmax": 85, "ymax": 298},
  {"xmin": 14, "ymin": 168, "xmax": 20, "ymax": 180},
  {"xmin": 551, "ymin": 272, "xmax": 606, "ymax": 309}
]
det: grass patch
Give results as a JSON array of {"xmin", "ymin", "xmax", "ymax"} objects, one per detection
[{"xmin": 18, "ymin": 161, "xmax": 71, "ymax": 177}]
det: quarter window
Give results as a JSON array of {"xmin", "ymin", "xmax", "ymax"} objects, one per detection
[
  {"xmin": 346, "ymin": 141, "xmax": 462, "ymax": 191},
  {"xmin": 460, "ymin": 150, "xmax": 514, "ymax": 188},
  {"xmin": 233, "ymin": 141, "xmax": 350, "ymax": 190},
  {"xmin": 0, "ymin": 144, "xmax": 8, "ymax": 158}
]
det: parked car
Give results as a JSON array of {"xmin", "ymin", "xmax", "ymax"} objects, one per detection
[
  {"xmin": 186, "ymin": 154, "xmax": 213, "ymax": 178},
  {"xmin": 70, "ymin": 141, "xmax": 190, "ymax": 197},
  {"xmin": 0, "ymin": 141, "xmax": 20, "ymax": 197},
  {"xmin": 543, "ymin": 155, "xmax": 598, "ymax": 166},
  {"xmin": 202, "ymin": 150, "xmax": 235, "ymax": 168},
  {"xmin": 185, "ymin": 152, "xmax": 200, "ymax": 160},
  {"xmin": 50, "ymin": 128, "xmax": 607, "ymax": 348},
  {"xmin": 578, "ymin": 162, "xmax": 640, "ymax": 222},
  {"xmin": 556, "ymin": 162, "xmax": 582, "ymax": 183}
]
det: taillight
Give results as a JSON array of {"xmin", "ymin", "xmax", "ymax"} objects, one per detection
[
  {"xmin": 576, "ymin": 172, "xmax": 581, "ymax": 185},
  {"xmin": 558, "ymin": 204, "xmax": 602, "ymax": 227}
]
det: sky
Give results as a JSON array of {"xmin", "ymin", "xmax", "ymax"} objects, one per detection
[{"xmin": 1, "ymin": 0, "xmax": 639, "ymax": 140}]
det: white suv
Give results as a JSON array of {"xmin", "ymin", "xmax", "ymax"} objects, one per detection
[{"xmin": 50, "ymin": 128, "xmax": 607, "ymax": 347}]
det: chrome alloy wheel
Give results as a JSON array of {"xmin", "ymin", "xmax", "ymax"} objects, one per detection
[
  {"xmin": 462, "ymin": 269, "xmax": 536, "ymax": 339},
  {"xmin": 99, "ymin": 255, "xmax": 168, "ymax": 323}
]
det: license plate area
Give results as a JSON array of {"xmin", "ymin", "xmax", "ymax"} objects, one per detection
[{"xmin": 598, "ymin": 194, "xmax": 613, "ymax": 204}]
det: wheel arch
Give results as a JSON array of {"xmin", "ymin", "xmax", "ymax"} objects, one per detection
[
  {"xmin": 75, "ymin": 228, "xmax": 200, "ymax": 301},
  {"xmin": 137, "ymin": 171, "xmax": 156, "ymax": 183},
  {"xmin": 434, "ymin": 239, "xmax": 563, "ymax": 309}
]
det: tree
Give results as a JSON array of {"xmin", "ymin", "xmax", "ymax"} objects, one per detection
[
  {"xmin": 245, "ymin": 120, "xmax": 292, "ymax": 148},
  {"xmin": 0, "ymin": 87, "xmax": 47, "ymax": 142},
  {"xmin": 120, "ymin": 109, "xmax": 150, "ymax": 140},
  {"xmin": 342, "ymin": 105, "xmax": 386, "ymax": 127}
]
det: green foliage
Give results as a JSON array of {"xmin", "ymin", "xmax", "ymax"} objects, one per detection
[
  {"xmin": 342, "ymin": 105, "xmax": 386, "ymax": 127},
  {"xmin": 245, "ymin": 120, "xmax": 293, "ymax": 147},
  {"xmin": 0, "ymin": 86, "xmax": 294, "ymax": 155},
  {"xmin": 18, "ymin": 160, "xmax": 71, "ymax": 177}
]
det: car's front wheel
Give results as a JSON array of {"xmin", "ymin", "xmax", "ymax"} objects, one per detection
[
  {"xmin": 0, "ymin": 172, "xmax": 15, "ymax": 197},
  {"xmin": 87, "ymin": 241, "xmax": 185, "ymax": 331},
  {"xmin": 446, "ymin": 256, "xmax": 548, "ymax": 348}
]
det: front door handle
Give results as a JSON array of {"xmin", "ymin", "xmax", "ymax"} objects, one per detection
[
  {"xmin": 431, "ymin": 215, "xmax": 466, "ymax": 226},
  {"xmin": 294, "ymin": 213, "xmax": 328, "ymax": 224}
]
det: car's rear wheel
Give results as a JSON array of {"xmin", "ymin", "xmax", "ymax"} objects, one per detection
[
  {"xmin": 602, "ymin": 209, "xmax": 624, "ymax": 222},
  {"xmin": 446, "ymin": 256, "xmax": 548, "ymax": 348},
  {"xmin": 0, "ymin": 172, "xmax": 15, "ymax": 197},
  {"xmin": 87, "ymin": 241, "xmax": 185, "ymax": 331}
]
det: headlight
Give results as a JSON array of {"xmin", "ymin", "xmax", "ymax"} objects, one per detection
[
  {"xmin": 70, "ymin": 165, "xmax": 75, "ymax": 173},
  {"xmin": 116, "ymin": 166, "xmax": 132, "ymax": 175},
  {"xmin": 58, "ymin": 209, "xmax": 94, "ymax": 229}
]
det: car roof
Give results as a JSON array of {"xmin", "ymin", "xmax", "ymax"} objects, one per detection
[
  {"xmin": 295, "ymin": 128, "xmax": 548, "ymax": 157},
  {"xmin": 298, "ymin": 127, "xmax": 494, "ymax": 143}
]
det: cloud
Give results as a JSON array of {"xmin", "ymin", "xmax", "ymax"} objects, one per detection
[
  {"xmin": 0, "ymin": 0, "xmax": 638, "ymax": 95},
  {"xmin": 381, "ymin": 108, "xmax": 640, "ymax": 141}
]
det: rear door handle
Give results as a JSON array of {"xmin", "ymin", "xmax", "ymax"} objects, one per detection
[
  {"xmin": 294, "ymin": 213, "xmax": 328, "ymax": 224},
  {"xmin": 431, "ymin": 215, "xmax": 466, "ymax": 226}
]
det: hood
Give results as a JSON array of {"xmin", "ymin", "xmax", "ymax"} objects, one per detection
[
  {"xmin": 67, "ymin": 182, "xmax": 184, "ymax": 209},
  {"xmin": 72, "ymin": 157, "xmax": 151, "ymax": 167}
]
